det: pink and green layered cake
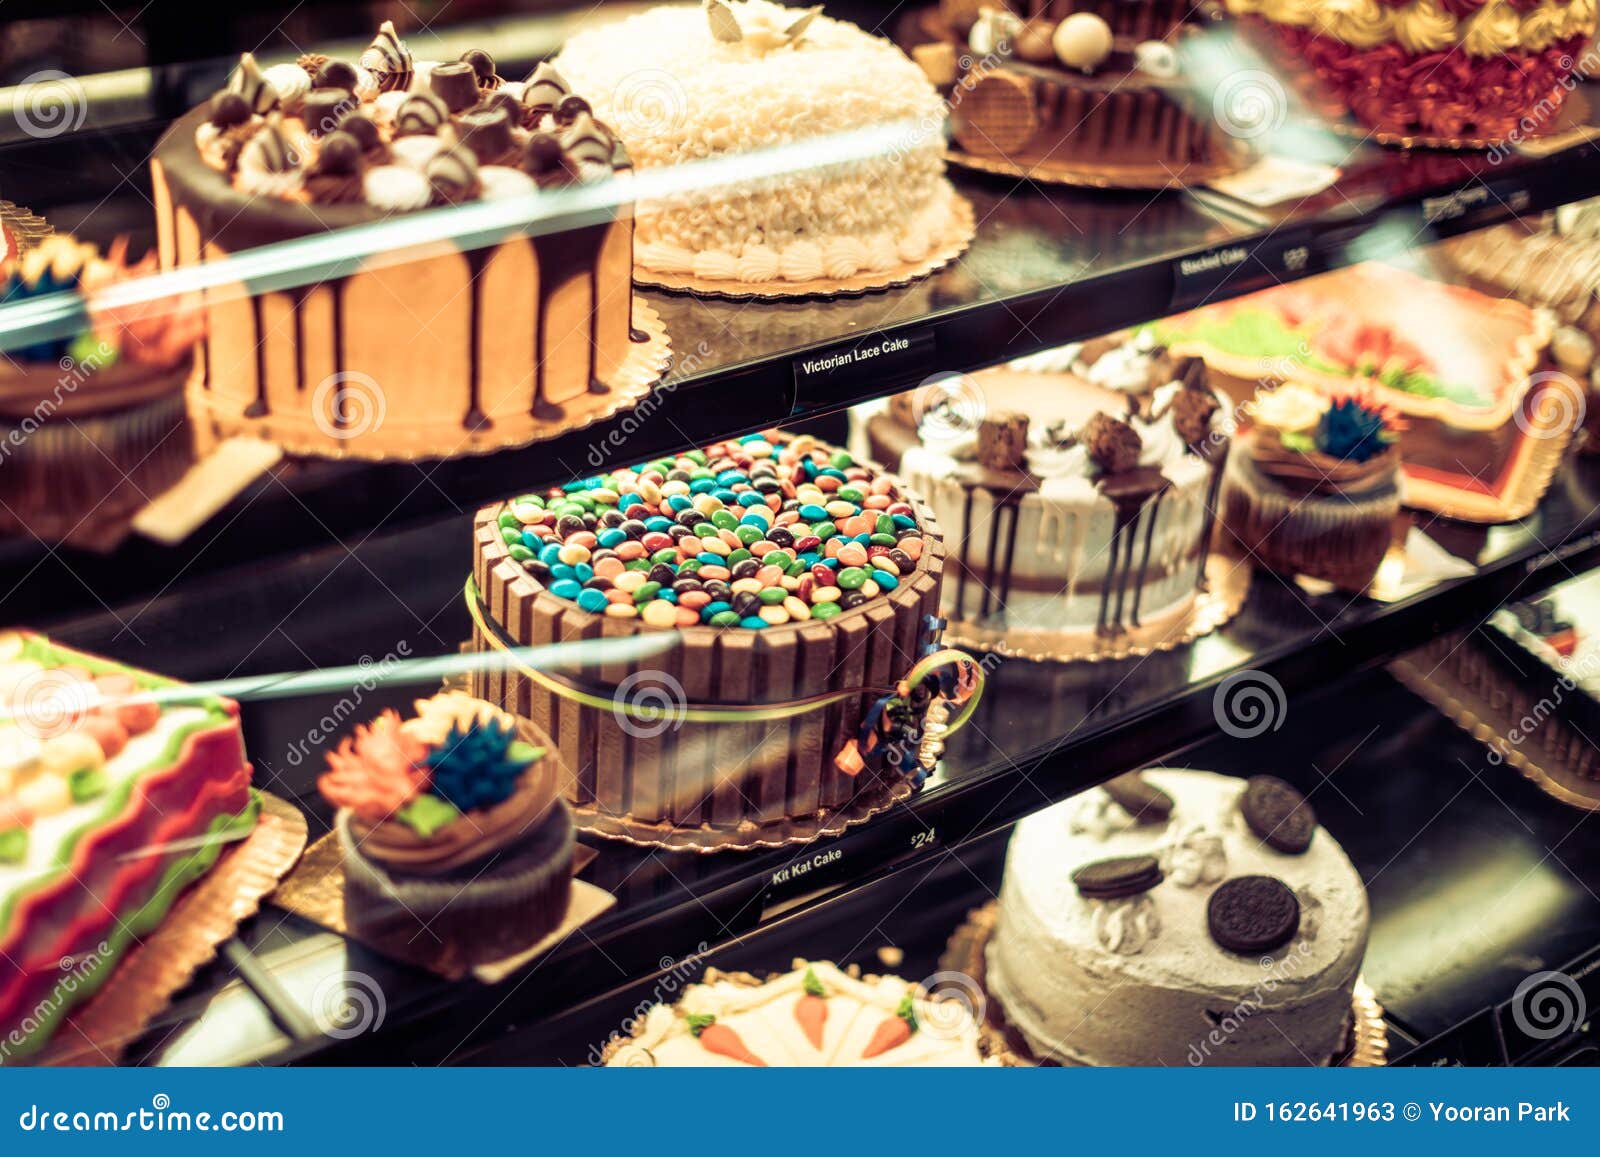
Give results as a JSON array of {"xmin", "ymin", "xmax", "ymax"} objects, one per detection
[{"xmin": 0, "ymin": 632, "xmax": 256, "ymax": 1061}]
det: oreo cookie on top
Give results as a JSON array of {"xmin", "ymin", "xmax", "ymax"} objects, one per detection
[
  {"xmin": 1072, "ymin": 854, "xmax": 1163, "ymax": 901},
  {"xmin": 1240, "ymin": 774, "xmax": 1317, "ymax": 855}
]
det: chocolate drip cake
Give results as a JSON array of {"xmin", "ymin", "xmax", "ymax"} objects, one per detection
[
  {"xmin": 151, "ymin": 21, "xmax": 669, "ymax": 460},
  {"xmin": 909, "ymin": 0, "xmax": 1241, "ymax": 185},
  {"xmin": 859, "ymin": 335, "xmax": 1233, "ymax": 657}
]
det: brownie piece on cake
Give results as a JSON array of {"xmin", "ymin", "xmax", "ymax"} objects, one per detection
[
  {"xmin": 151, "ymin": 21, "xmax": 666, "ymax": 460},
  {"xmin": 0, "ymin": 632, "xmax": 257, "ymax": 1060},
  {"xmin": 470, "ymin": 433, "xmax": 973, "ymax": 844},
  {"xmin": 319, "ymin": 693, "xmax": 574, "ymax": 972},
  {"xmin": 554, "ymin": 0, "xmax": 964, "ymax": 287},
  {"xmin": 986, "ymin": 769, "xmax": 1370, "ymax": 1066}
]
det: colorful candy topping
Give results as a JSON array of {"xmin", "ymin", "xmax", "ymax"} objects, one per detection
[
  {"xmin": 319, "ymin": 694, "xmax": 545, "ymax": 837},
  {"xmin": 499, "ymin": 434, "xmax": 924, "ymax": 630}
]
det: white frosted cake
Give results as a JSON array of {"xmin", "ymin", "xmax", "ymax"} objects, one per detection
[
  {"xmin": 555, "ymin": 0, "xmax": 960, "ymax": 285},
  {"xmin": 857, "ymin": 336, "xmax": 1230, "ymax": 648},
  {"xmin": 604, "ymin": 960, "xmax": 990, "ymax": 1067},
  {"xmin": 986, "ymin": 769, "xmax": 1369, "ymax": 1067}
]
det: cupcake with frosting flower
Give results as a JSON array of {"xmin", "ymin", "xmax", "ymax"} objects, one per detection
[
  {"xmin": 320, "ymin": 692, "xmax": 574, "ymax": 972},
  {"xmin": 1221, "ymin": 385, "xmax": 1402, "ymax": 592}
]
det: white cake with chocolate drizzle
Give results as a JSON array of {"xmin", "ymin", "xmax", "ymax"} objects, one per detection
[
  {"xmin": 857, "ymin": 336, "xmax": 1230, "ymax": 651},
  {"xmin": 986, "ymin": 769, "xmax": 1369, "ymax": 1066},
  {"xmin": 554, "ymin": 0, "xmax": 961, "ymax": 285}
]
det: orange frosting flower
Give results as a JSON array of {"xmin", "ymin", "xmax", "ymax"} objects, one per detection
[{"xmin": 318, "ymin": 710, "xmax": 430, "ymax": 823}]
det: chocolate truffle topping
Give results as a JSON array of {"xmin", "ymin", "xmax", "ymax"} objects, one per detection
[
  {"xmin": 339, "ymin": 112, "xmax": 382, "ymax": 152},
  {"xmin": 314, "ymin": 131, "xmax": 363, "ymax": 176},
  {"xmin": 314, "ymin": 58, "xmax": 361, "ymax": 94},
  {"xmin": 429, "ymin": 61, "xmax": 480, "ymax": 114},
  {"xmin": 302, "ymin": 88, "xmax": 355, "ymax": 138},
  {"xmin": 460, "ymin": 48, "xmax": 499, "ymax": 88},
  {"xmin": 457, "ymin": 108, "xmax": 516, "ymax": 166},
  {"xmin": 554, "ymin": 93, "xmax": 592, "ymax": 128},
  {"xmin": 394, "ymin": 92, "xmax": 448, "ymax": 137},
  {"xmin": 521, "ymin": 132, "xmax": 570, "ymax": 185},
  {"xmin": 208, "ymin": 90, "xmax": 252, "ymax": 129}
]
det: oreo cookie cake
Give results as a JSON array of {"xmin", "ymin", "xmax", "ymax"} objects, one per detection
[{"xmin": 986, "ymin": 768, "xmax": 1369, "ymax": 1065}]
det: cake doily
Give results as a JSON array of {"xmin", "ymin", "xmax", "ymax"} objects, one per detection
[
  {"xmin": 1, "ymin": 201, "xmax": 53, "ymax": 260},
  {"xmin": 942, "ymin": 553, "xmax": 1251, "ymax": 663},
  {"xmin": 939, "ymin": 900, "xmax": 1389, "ymax": 1067},
  {"xmin": 30, "ymin": 792, "xmax": 307, "ymax": 1067},
  {"xmin": 634, "ymin": 194, "xmax": 975, "ymax": 301}
]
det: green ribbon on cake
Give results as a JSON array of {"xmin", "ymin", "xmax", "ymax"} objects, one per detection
[{"xmin": 463, "ymin": 575, "xmax": 983, "ymax": 740}]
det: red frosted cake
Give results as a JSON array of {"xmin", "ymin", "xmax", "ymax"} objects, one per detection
[
  {"xmin": 0, "ymin": 632, "xmax": 256, "ymax": 1060},
  {"xmin": 1225, "ymin": 0, "xmax": 1596, "ymax": 141}
]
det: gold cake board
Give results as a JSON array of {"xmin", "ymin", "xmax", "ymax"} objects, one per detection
[
  {"xmin": 941, "ymin": 901, "xmax": 1389, "ymax": 1068},
  {"xmin": 634, "ymin": 194, "xmax": 974, "ymax": 301},
  {"xmin": 271, "ymin": 835, "xmax": 614, "ymax": 984},
  {"xmin": 33, "ymin": 792, "xmax": 308, "ymax": 1067},
  {"xmin": 944, "ymin": 554, "xmax": 1250, "ymax": 663}
]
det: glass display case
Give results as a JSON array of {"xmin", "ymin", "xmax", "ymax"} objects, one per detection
[{"xmin": 2, "ymin": 0, "xmax": 1599, "ymax": 1070}]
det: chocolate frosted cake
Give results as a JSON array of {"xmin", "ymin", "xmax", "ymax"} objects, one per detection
[
  {"xmin": 909, "ymin": 0, "xmax": 1240, "ymax": 185},
  {"xmin": 987, "ymin": 769, "xmax": 1370, "ymax": 1066},
  {"xmin": 1222, "ymin": 386, "xmax": 1401, "ymax": 592},
  {"xmin": 470, "ymin": 433, "xmax": 979, "ymax": 847},
  {"xmin": 151, "ymin": 21, "xmax": 668, "ymax": 460},
  {"xmin": 860, "ymin": 335, "xmax": 1233, "ymax": 657},
  {"xmin": 320, "ymin": 693, "xmax": 574, "ymax": 972}
]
